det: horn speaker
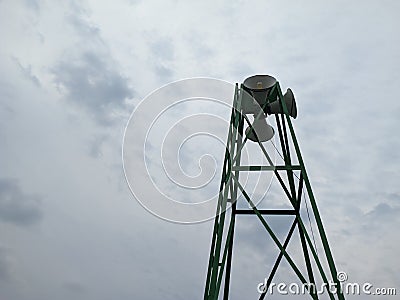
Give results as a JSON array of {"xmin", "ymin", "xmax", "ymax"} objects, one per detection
[
  {"xmin": 266, "ymin": 88, "xmax": 297, "ymax": 118},
  {"xmin": 245, "ymin": 114, "xmax": 275, "ymax": 142}
]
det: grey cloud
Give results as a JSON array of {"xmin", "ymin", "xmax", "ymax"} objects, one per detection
[
  {"xmin": 0, "ymin": 178, "xmax": 42, "ymax": 226},
  {"xmin": 63, "ymin": 281, "xmax": 87, "ymax": 295},
  {"xmin": 365, "ymin": 202, "xmax": 400, "ymax": 225},
  {"xmin": 12, "ymin": 57, "xmax": 41, "ymax": 87},
  {"xmin": 0, "ymin": 91, "xmax": 15, "ymax": 115},
  {"xmin": 51, "ymin": 7, "xmax": 134, "ymax": 125},
  {"xmin": 53, "ymin": 51, "xmax": 133, "ymax": 124},
  {"xmin": 385, "ymin": 192, "xmax": 400, "ymax": 202},
  {"xmin": 87, "ymin": 134, "xmax": 108, "ymax": 158},
  {"xmin": 150, "ymin": 38, "xmax": 174, "ymax": 61},
  {"xmin": 148, "ymin": 37, "xmax": 175, "ymax": 80},
  {"xmin": 126, "ymin": 0, "xmax": 142, "ymax": 5},
  {"xmin": 155, "ymin": 64, "xmax": 173, "ymax": 80},
  {"xmin": 1, "ymin": 0, "xmax": 399, "ymax": 299},
  {"xmin": 0, "ymin": 247, "xmax": 12, "ymax": 281},
  {"xmin": 183, "ymin": 31, "xmax": 214, "ymax": 60},
  {"xmin": 68, "ymin": 13, "xmax": 101, "ymax": 40},
  {"xmin": 22, "ymin": 0, "xmax": 40, "ymax": 11},
  {"xmin": 235, "ymin": 215, "xmax": 297, "ymax": 255}
]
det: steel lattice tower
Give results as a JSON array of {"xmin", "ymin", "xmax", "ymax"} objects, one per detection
[{"xmin": 204, "ymin": 76, "xmax": 345, "ymax": 300}]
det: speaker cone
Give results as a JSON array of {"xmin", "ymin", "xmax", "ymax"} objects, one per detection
[{"xmin": 245, "ymin": 115, "xmax": 275, "ymax": 142}]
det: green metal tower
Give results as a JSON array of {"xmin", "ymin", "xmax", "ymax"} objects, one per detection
[{"xmin": 204, "ymin": 75, "xmax": 345, "ymax": 300}]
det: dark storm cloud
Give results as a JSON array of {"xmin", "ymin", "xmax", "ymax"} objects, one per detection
[
  {"xmin": 0, "ymin": 178, "xmax": 42, "ymax": 226},
  {"xmin": 53, "ymin": 51, "xmax": 133, "ymax": 124}
]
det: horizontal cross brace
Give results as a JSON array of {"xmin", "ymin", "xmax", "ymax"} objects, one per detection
[
  {"xmin": 232, "ymin": 165, "xmax": 301, "ymax": 171},
  {"xmin": 235, "ymin": 209, "xmax": 296, "ymax": 215}
]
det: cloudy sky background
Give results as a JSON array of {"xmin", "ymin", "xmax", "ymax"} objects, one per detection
[{"xmin": 1, "ymin": 0, "xmax": 399, "ymax": 299}]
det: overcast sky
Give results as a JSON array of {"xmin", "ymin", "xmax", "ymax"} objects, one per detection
[{"xmin": 0, "ymin": 0, "xmax": 399, "ymax": 299}]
